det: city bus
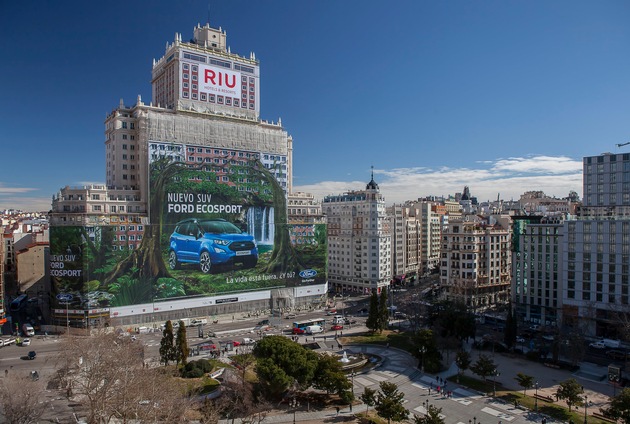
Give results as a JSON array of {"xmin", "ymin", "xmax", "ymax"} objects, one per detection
[{"xmin": 292, "ymin": 318, "xmax": 326, "ymax": 334}]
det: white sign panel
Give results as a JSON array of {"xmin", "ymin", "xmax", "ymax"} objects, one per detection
[{"xmin": 199, "ymin": 64, "xmax": 240, "ymax": 97}]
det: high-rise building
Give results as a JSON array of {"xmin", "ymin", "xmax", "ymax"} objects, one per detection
[
  {"xmin": 561, "ymin": 152, "xmax": 630, "ymax": 338},
  {"xmin": 48, "ymin": 21, "xmax": 326, "ymax": 327},
  {"xmin": 323, "ymin": 173, "xmax": 391, "ymax": 294},
  {"xmin": 512, "ymin": 215, "xmax": 564, "ymax": 327}
]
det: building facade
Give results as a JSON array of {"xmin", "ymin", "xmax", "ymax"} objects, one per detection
[
  {"xmin": 441, "ymin": 215, "xmax": 512, "ymax": 311},
  {"xmin": 562, "ymin": 152, "xmax": 630, "ymax": 338},
  {"xmin": 48, "ymin": 21, "xmax": 327, "ymax": 327},
  {"xmin": 512, "ymin": 216, "xmax": 564, "ymax": 328},
  {"xmin": 323, "ymin": 175, "xmax": 391, "ymax": 294}
]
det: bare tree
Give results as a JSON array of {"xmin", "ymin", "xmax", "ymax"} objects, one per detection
[
  {"xmin": 0, "ymin": 374, "xmax": 47, "ymax": 424},
  {"xmin": 54, "ymin": 330, "xmax": 192, "ymax": 423}
]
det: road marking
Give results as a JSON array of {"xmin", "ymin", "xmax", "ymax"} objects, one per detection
[
  {"xmin": 354, "ymin": 377, "xmax": 376, "ymax": 386},
  {"xmin": 369, "ymin": 374, "xmax": 388, "ymax": 382},
  {"xmin": 413, "ymin": 405, "xmax": 446, "ymax": 419},
  {"xmin": 481, "ymin": 406, "xmax": 515, "ymax": 421}
]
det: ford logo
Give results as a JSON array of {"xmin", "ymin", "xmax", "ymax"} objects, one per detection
[{"xmin": 299, "ymin": 269, "xmax": 317, "ymax": 278}]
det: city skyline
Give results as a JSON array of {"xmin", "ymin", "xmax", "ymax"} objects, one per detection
[{"xmin": 2, "ymin": 1, "xmax": 629, "ymax": 211}]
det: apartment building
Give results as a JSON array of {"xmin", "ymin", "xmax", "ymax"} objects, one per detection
[
  {"xmin": 387, "ymin": 204, "xmax": 421, "ymax": 282},
  {"xmin": 323, "ymin": 174, "xmax": 391, "ymax": 294},
  {"xmin": 441, "ymin": 215, "xmax": 512, "ymax": 311}
]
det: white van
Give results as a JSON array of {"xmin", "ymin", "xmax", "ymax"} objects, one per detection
[
  {"xmin": 306, "ymin": 325, "xmax": 323, "ymax": 335},
  {"xmin": 332, "ymin": 315, "xmax": 344, "ymax": 325},
  {"xmin": 22, "ymin": 324, "xmax": 34, "ymax": 337}
]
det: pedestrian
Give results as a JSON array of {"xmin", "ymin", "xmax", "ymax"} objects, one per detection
[
  {"xmin": 428, "ymin": 388, "xmax": 431, "ymax": 395},
  {"xmin": 386, "ymin": 342, "xmax": 390, "ymax": 349},
  {"xmin": 4, "ymin": 369, "xmax": 7, "ymax": 378},
  {"xmin": 437, "ymin": 386, "xmax": 440, "ymax": 394},
  {"xmin": 336, "ymin": 406, "xmax": 340, "ymax": 416}
]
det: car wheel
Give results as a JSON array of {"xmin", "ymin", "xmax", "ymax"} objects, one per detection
[
  {"xmin": 199, "ymin": 251, "xmax": 212, "ymax": 273},
  {"xmin": 168, "ymin": 250, "xmax": 180, "ymax": 270},
  {"xmin": 244, "ymin": 257, "xmax": 258, "ymax": 269}
]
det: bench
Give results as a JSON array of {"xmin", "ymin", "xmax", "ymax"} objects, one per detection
[{"xmin": 534, "ymin": 394, "xmax": 554, "ymax": 403}]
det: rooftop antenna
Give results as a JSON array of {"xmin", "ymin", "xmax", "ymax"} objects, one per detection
[
  {"xmin": 207, "ymin": 1, "xmax": 211, "ymax": 25},
  {"xmin": 616, "ymin": 141, "xmax": 630, "ymax": 148}
]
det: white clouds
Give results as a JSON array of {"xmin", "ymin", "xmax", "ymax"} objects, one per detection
[
  {"xmin": 492, "ymin": 156, "xmax": 582, "ymax": 174},
  {"xmin": 294, "ymin": 155, "xmax": 583, "ymax": 204}
]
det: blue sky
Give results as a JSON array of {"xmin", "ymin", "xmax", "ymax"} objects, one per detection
[{"xmin": 1, "ymin": 1, "xmax": 629, "ymax": 211}]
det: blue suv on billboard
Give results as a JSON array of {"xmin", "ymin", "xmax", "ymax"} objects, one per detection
[{"xmin": 168, "ymin": 218, "xmax": 258, "ymax": 274}]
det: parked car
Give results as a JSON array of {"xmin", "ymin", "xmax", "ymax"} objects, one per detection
[
  {"xmin": 168, "ymin": 218, "xmax": 258, "ymax": 274},
  {"xmin": 589, "ymin": 341, "xmax": 607, "ymax": 349},
  {"xmin": 292, "ymin": 327, "xmax": 305, "ymax": 335},
  {"xmin": 27, "ymin": 351, "xmax": 36, "ymax": 360},
  {"xmin": 331, "ymin": 324, "xmax": 343, "ymax": 331},
  {"xmin": 344, "ymin": 318, "xmax": 357, "ymax": 325},
  {"xmin": 232, "ymin": 341, "xmax": 241, "ymax": 347},
  {"xmin": 516, "ymin": 336, "xmax": 525, "ymax": 343},
  {"xmin": 285, "ymin": 314, "xmax": 297, "ymax": 319},
  {"xmin": 357, "ymin": 308, "xmax": 368, "ymax": 314},
  {"xmin": 257, "ymin": 319, "xmax": 270, "ymax": 326},
  {"xmin": 529, "ymin": 324, "xmax": 541, "ymax": 331}
]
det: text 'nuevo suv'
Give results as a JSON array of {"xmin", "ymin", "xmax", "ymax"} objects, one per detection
[{"xmin": 169, "ymin": 218, "xmax": 258, "ymax": 273}]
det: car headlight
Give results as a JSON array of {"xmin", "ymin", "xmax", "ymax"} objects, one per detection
[{"xmin": 214, "ymin": 239, "xmax": 230, "ymax": 246}]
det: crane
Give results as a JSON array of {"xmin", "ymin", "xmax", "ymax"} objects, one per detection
[{"xmin": 617, "ymin": 141, "xmax": 630, "ymax": 148}]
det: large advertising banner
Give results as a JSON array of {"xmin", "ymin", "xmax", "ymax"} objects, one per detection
[
  {"xmin": 50, "ymin": 143, "xmax": 327, "ymax": 311},
  {"xmin": 149, "ymin": 143, "xmax": 327, "ymax": 298}
]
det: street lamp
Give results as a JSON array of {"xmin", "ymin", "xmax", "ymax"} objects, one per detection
[
  {"xmin": 419, "ymin": 346, "xmax": 427, "ymax": 373},
  {"xmin": 583, "ymin": 394, "xmax": 588, "ymax": 424},
  {"xmin": 289, "ymin": 397, "xmax": 300, "ymax": 424},
  {"xmin": 493, "ymin": 369, "xmax": 500, "ymax": 397},
  {"xmin": 534, "ymin": 381, "xmax": 539, "ymax": 412}
]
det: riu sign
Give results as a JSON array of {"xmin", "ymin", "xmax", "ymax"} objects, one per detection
[{"xmin": 198, "ymin": 64, "xmax": 240, "ymax": 97}]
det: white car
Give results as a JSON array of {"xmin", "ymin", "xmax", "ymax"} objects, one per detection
[
  {"xmin": 22, "ymin": 338, "xmax": 31, "ymax": 346},
  {"xmin": 516, "ymin": 336, "xmax": 525, "ymax": 343},
  {"xmin": 589, "ymin": 341, "xmax": 606, "ymax": 349}
]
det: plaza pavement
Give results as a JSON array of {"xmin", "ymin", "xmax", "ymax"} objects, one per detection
[{"xmin": 219, "ymin": 338, "xmax": 615, "ymax": 424}]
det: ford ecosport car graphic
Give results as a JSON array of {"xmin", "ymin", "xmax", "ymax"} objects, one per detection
[{"xmin": 168, "ymin": 218, "xmax": 258, "ymax": 273}]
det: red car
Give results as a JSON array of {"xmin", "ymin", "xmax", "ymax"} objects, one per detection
[
  {"xmin": 331, "ymin": 325, "xmax": 343, "ymax": 331},
  {"xmin": 232, "ymin": 341, "xmax": 241, "ymax": 347},
  {"xmin": 292, "ymin": 328, "xmax": 305, "ymax": 335}
]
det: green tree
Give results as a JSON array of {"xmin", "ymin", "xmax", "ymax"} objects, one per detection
[
  {"xmin": 159, "ymin": 320, "xmax": 176, "ymax": 366},
  {"xmin": 252, "ymin": 335, "xmax": 318, "ymax": 397},
  {"xmin": 366, "ymin": 290, "xmax": 379, "ymax": 332},
  {"xmin": 312, "ymin": 353, "xmax": 353, "ymax": 400},
  {"xmin": 175, "ymin": 321, "xmax": 189, "ymax": 366},
  {"xmin": 378, "ymin": 289, "xmax": 390, "ymax": 332},
  {"xmin": 470, "ymin": 354, "xmax": 497, "ymax": 382},
  {"xmin": 375, "ymin": 381, "xmax": 408, "ymax": 424},
  {"xmin": 360, "ymin": 387, "xmax": 377, "ymax": 416},
  {"xmin": 413, "ymin": 405, "xmax": 444, "ymax": 424},
  {"xmin": 455, "ymin": 350, "xmax": 471, "ymax": 378},
  {"xmin": 413, "ymin": 329, "xmax": 442, "ymax": 373},
  {"xmin": 555, "ymin": 378, "xmax": 584, "ymax": 412},
  {"xmin": 514, "ymin": 373, "xmax": 534, "ymax": 395},
  {"xmin": 431, "ymin": 300, "xmax": 476, "ymax": 341},
  {"xmin": 605, "ymin": 387, "xmax": 630, "ymax": 424}
]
